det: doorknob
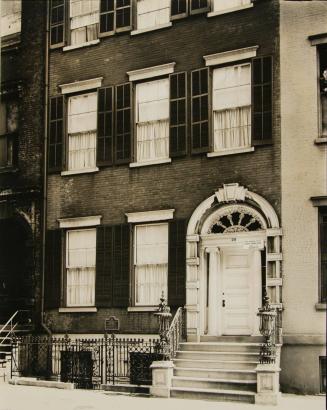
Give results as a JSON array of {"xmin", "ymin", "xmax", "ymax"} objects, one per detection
[{"xmin": 222, "ymin": 299, "xmax": 225, "ymax": 307}]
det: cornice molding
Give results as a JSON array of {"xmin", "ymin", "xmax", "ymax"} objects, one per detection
[
  {"xmin": 58, "ymin": 215, "xmax": 102, "ymax": 228},
  {"xmin": 127, "ymin": 62, "xmax": 175, "ymax": 82},
  {"xmin": 59, "ymin": 77, "xmax": 103, "ymax": 94},
  {"xmin": 204, "ymin": 45, "xmax": 258, "ymax": 67},
  {"xmin": 125, "ymin": 209, "xmax": 175, "ymax": 223}
]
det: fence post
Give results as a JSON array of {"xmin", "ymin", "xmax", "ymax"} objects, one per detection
[
  {"xmin": 150, "ymin": 293, "xmax": 174, "ymax": 398},
  {"xmin": 255, "ymin": 293, "xmax": 281, "ymax": 405}
]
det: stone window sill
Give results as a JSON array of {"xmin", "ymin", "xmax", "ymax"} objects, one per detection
[
  {"xmin": 59, "ymin": 307, "xmax": 97, "ymax": 313},
  {"xmin": 129, "ymin": 158, "xmax": 171, "ymax": 168},
  {"xmin": 314, "ymin": 137, "xmax": 327, "ymax": 145},
  {"xmin": 315, "ymin": 303, "xmax": 326, "ymax": 311},
  {"xmin": 207, "ymin": 146, "xmax": 254, "ymax": 158},
  {"xmin": 61, "ymin": 167, "xmax": 99, "ymax": 176},
  {"xmin": 131, "ymin": 22, "xmax": 172, "ymax": 36},
  {"xmin": 127, "ymin": 306, "xmax": 158, "ymax": 312},
  {"xmin": 63, "ymin": 39, "xmax": 100, "ymax": 52},
  {"xmin": 207, "ymin": 3, "xmax": 253, "ymax": 18}
]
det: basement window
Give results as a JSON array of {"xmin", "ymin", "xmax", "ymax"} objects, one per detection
[{"xmin": 320, "ymin": 357, "xmax": 326, "ymax": 394}]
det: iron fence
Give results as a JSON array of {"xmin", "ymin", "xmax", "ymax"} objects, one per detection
[{"xmin": 11, "ymin": 334, "xmax": 160, "ymax": 389}]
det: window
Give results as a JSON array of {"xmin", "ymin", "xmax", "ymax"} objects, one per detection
[
  {"xmin": 136, "ymin": 0, "xmax": 170, "ymax": 31},
  {"xmin": 0, "ymin": 100, "xmax": 18, "ymax": 168},
  {"xmin": 135, "ymin": 78, "xmax": 170, "ymax": 163},
  {"xmin": 99, "ymin": 0, "xmax": 132, "ymax": 34},
  {"xmin": 319, "ymin": 45, "xmax": 327, "ymax": 137},
  {"xmin": 134, "ymin": 223, "xmax": 168, "ymax": 306},
  {"xmin": 67, "ymin": 92, "xmax": 97, "ymax": 171},
  {"xmin": 1, "ymin": 0, "xmax": 21, "ymax": 38},
  {"xmin": 212, "ymin": 63, "xmax": 251, "ymax": 152},
  {"xmin": 212, "ymin": 0, "xmax": 251, "ymax": 13},
  {"xmin": 320, "ymin": 357, "xmax": 326, "ymax": 394},
  {"xmin": 69, "ymin": 0, "xmax": 99, "ymax": 46},
  {"xmin": 171, "ymin": 0, "xmax": 208, "ymax": 18},
  {"xmin": 66, "ymin": 229, "xmax": 96, "ymax": 307},
  {"xmin": 319, "ymin": 208, "xmax": 327, "ymax": 303}
]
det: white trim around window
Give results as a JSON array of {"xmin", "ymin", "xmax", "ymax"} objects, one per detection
[
  {"xmin": 127, "ymin": 63, "xmax": 175, "ymax": 82},
  {"xmin": 59, "ymin": 77, "xmax": 103, "ymax": 95},
  {"xmin": 203, "ymin": 46, "xmax": 258, "ymax": 67},
  {"xmin": 207, "ymin": 0, "xmax": 253, "ymax": 18},
  {"xmin": 58, "ymin": 215, "xmax": 102, "ymax": 229},
  {"xmin": 126, "ymin": 209, "xmax": 175, "ymax": 223}
]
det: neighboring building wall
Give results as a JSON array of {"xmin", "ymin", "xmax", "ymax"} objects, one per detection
[
  {"xmin": 0, "ymin": 0, "xmax": 46, "ymax": 324},
  {"xmin": 46, "ymin": 0, "xmax": 281, "ymax": 334},
  {"xmin": 280, "ymin": 0, "xmax": 327, "ymax": 394}
]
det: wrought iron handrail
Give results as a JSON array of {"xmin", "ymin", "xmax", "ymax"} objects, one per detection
[
  {"xmin": 0, "ymin": 310, "xmax": 31, "ymax": 346},
  {"xmin": 167, "ymin": 306, "xmax": 186, "ymax": 360}
]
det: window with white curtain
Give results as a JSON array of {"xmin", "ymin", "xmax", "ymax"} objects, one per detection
[
  {"xmin": 212, "ymin": 63, "xmax": 251, "ymax": 152},
  {"xmin": 136, "ymin": 0, "xmax": 170, "ymax": 31},
  {"xmin": 213, "ymin": 0, "xmax": 251, "ymax": 13},
  {"xmin": 68, "ymin": 92, "xmax": 97, "ymax": 171},
  {"xmin": 134, "ymin": 223, "xmax": 168, "ymax": 306},
  {"xmin": 66, "ymin": 229, "xmax": 96, "ymax": 307},
  {"xmin": 1, "ymin": 0, "xmax": 21, "ymax": 37},
  {"xmin": 70, "ymin": 0, "xmax": 99, "ymax": 45},
  {"xmin": 135, "ymin": 78, "xmax": 169, "ymax": 163}
]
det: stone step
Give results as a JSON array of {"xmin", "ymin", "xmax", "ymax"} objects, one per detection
[
  {"xmin": 172, "ymin": 376, "xmax": 256, "ymax": 392},
  {"xmin": 175, "ymin": 350, "xmax": 260, "ymax": 362},
  {"xmin": 170, "ymin": 386, "xmax": 255, "ymax": 403},
  {"xmin": 179, "ymin": 342, "xmax": 261, "ymax": 353},
  {"xmin": 200, "ymin": 335, "xmax": 264, "ymax": 343},
  {"xmin": 173, "ymin": 358, "xmax": 258, "ymax": 370},
  {"xmin": 174, "ymin": 367, "xmax": 257, "ymax": 381}
]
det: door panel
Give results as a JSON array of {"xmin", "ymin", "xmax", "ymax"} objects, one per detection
[{"xmin": 221, "ymin": 249, "xmax": 253, "ymax": 335}]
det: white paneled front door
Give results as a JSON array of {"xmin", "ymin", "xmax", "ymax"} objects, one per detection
[{"xmin": 219, "ymin": 248, "xmax": 259, "ymax": 335}]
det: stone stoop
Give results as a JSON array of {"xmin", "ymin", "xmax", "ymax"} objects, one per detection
[{"xmin": 171, "ymin": 340, "xmax": 262, "ymax": 403}]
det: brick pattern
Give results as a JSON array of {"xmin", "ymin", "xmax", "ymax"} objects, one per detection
[{"xmin": 46, "ymin": 0, "xmax": 281, "ymax": 333}]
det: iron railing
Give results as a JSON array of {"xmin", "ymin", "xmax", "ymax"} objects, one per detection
[
  {"xmin": 11, "ymin": 334, "xmax": 160, "ymax": 389},
  {"xmin": 167, "ymin": 307, "xmax": 186, "ymax": 359}
]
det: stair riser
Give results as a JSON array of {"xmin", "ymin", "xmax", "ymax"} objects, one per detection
[
  {"xmin": 176, "ymin": 352, "xmax": 259, "ymax": 361},
  {"xmin": 200, "ymin": 336, "xmax": 263, "ymax": 343},
  {"xmin": 180, "ymin": 344, "xmax": 260, "ymax": 353},
  {"xmin": 172, "ymin": 379, "xmax": 256, "ymax": 392},
  {"xmin": 173, "ymin": 359, "xmax": 257, "ymax": 370},
  {"xmin": 170, "ymin": 390, "xmax": 255, "ymax": 404},
  {"xmin": 174, "ymin": 368, "xmax": 256, "ymax": 381}
]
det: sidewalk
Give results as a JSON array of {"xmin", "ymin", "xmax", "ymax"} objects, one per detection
[{"xmin": 0, "ymin": 384, "xmax": 325, "ymax": 410}]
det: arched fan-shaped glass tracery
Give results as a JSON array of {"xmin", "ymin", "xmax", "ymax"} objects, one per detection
[{"xmin": 208, "ymin": 205, "xmax": 265, "ymax": 234}]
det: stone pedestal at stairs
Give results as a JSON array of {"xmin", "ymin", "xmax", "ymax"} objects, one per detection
[
  {"xmin": 150, "ymin": 361, "xmax": 174, "ymax": 398},
  {"xmin": 255, "ymin": 363, "xmax": 281, "ymax": 405}
]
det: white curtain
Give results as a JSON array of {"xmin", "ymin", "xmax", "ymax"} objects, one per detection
[
  {"xmin": 68, "ymin": 92, "xmax": 97, "ymax": 170},
  {"xmin": 213, "ymin": 64, "xmax": 251, "ymax": 151},
  {"xmin": 136, "ymin": 79, "xmax": 169, "ymax": 162},
  {"xmin": 137, "ymin": 0, "xmax": 170, "ymax": 30},
  {"xmin": 135, "ymin": 264, "xmax": 168, "ymax": 306},
  {"xmin": 66, "ymin": 229, "xmax": 96, "ymax": 307},
  {"xmin": 1, "ymin": 0, "xmax": 21, "ymax": 37},
  {"xmin": 70, "ymin": 0, "xmax": 99, "ymax": 45},
  {"xmin": 134, "ymin": 224, "xmax": 168, "ymax": 306},
  {"xmin": 213, "ymin": 0, "xmax": 250, "ymax": 12}
]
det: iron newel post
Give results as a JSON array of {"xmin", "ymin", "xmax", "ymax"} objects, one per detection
[
  {"xmin": 257, "ymin": 293, "xmax": 277, "ymax": 364},
  {"xmin": 154, "ymin": 292, "xmax": 172, "ymax": 360}
]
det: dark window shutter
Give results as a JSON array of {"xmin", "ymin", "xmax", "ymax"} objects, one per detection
[
  {"xmin": 50, "ymin": 0, "xmax": 65, "ymax": 47},
  {"xmin": 115, "ymin": 83, "xmax": 132, "ymax": 164},
  {"xmin": 252, "ymin": 56, "xmax": 273, "ymax": 144},
  {"xmin": 190, "ymin": 0, "xmax": 209, "ymax": 14},
  {"xmin": 112, "ymin": 224, "xmax": 130, "ymax": 307},
  {"xmin": 49, "ymin": 96, "xmax": 64, "ymax": 172},
  {"xmin": 97, "ymin": 86, "xmax": 114, "ymax": 166},
  {"xmin": 168, "ymin": 219, "xmax": 187, "ymax": 307},
  {"xmin": 170, "ymin": 72, "xmax": 187, "ymax": 157},
  {"xmin": 95, "ymin": 226, "xmax": 114, "ymax": 307},
  {"xmin": 320, "ymin": 216, "xmax": 327, "ymax": 303},
  {"xmin": 100, "ymin": 0, "xmax": 131, "ymax": 34},
  {"xmin": 44, "ymin": 230, "xmax": 62, "ymax": 309},
  {"xmin": 191, "ymin": 67, "xmax": 209, "ymax": 154},
  {"xmin": 171, "ymin": 0, "xmax": 187, "ymax": 17}
]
